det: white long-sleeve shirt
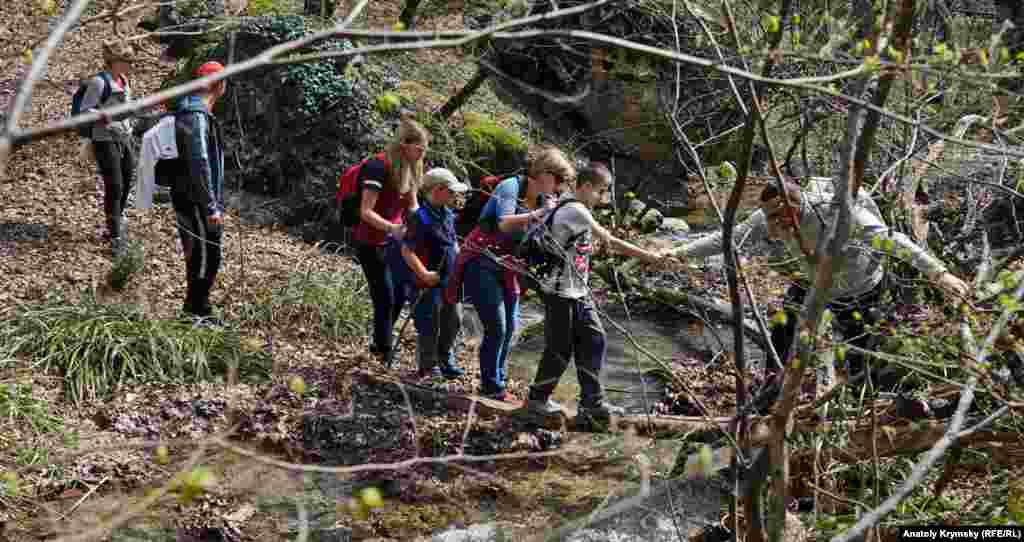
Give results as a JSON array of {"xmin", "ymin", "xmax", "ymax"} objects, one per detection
[
  {"xmin": 677, "ymin": 179, "xmax": 949, "ymax": 300},
  {"xmin": 135, "ymin": 115, "xmax": 178, "ymax": 209}
]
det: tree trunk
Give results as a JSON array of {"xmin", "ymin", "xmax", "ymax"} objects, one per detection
[{"xmin": 437, "ymin": 66, "xmax": 489, "ymax": 120}]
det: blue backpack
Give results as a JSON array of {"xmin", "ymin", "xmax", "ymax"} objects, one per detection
[{"xmin": 70, "ymin": 72, "xmax": 113, "ymax": 138}]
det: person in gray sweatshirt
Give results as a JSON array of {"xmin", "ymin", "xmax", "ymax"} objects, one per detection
[
  {"xmin": 79, "ymin": 41, "xmax": 136, "ymax": 255},
  {"xmin": 673, "ymin": 178, "xmax": 969, "ymax": 373}
]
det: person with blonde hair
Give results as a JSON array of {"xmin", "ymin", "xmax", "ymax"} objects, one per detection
[
  {"xmin": 79, "ymin": 40, "xmax": 137, "ymax": 256},
  {"xmin": 445, "ymin": 146, "xmax": 573, "ymax": 401},
  {"xmin": 354, "ymin": 114, "xmax": 430, "ymax": 360}
]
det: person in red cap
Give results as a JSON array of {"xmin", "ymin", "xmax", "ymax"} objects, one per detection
[{"xmin": 164, "ymin": 60, "xmax": 228, "ymax": 325}]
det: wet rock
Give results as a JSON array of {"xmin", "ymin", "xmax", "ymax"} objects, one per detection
[
  {"xmin": 302, "ymin": 412, "xmax": 406, "ymax": 465},
  {"xmin": 659, "ymin": 217, "xmax": 690, "ymax": 236},
  {"xmin": 639, "ymin": 207, "xmax": 664, "ymax": 233}
]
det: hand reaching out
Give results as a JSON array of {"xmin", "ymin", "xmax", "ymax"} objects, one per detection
[{"xmin": 936, "ymin": 272, "xmax": 969, "ymax": 302}]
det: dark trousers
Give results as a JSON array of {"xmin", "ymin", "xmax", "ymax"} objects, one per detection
[
  {"xmin": 528, "ymin": 295, "xmax": 607, "ymax": 407},
  {"xmin": 412, "ymin": 287, "xmax": 462, "ymax": 370},
  {"xmin": 771, "ymin": 283, "xmax": 881, "ymax": 372},
  {"xmin": 356, "ymin": 244, "xmax": 407, "ymax": 355},
  {"xmin": 173, "ymin": 195, "xmax": 222, "ymax": 317},
  {"xmin": 93, "ymin": 140, "xmax": 136, "ymax": 239}
]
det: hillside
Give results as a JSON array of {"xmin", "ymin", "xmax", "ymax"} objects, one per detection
[{"xmin": 0, "ymin": 1, "xmax": 721, "ymax": 540}]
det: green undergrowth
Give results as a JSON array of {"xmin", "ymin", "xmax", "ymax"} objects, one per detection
[
  {"xmin": 0, "ymin": 294, "xmax": 272, "ymax": 404},
  {"xmin": 239, "ymin": 269, "xmax": 371, "ymax": 338}
]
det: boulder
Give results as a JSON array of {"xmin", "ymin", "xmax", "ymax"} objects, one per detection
[
  {"xmin": 659, "ymin": 217, "xmax": 690, "ymax": 236},
  {"xmin": 168, "ymin": 15, "xmax": 378, "ymax": 241},
  {"xmin": 153, "ymin": 0, "xmax": 226, "ymax": 60}
]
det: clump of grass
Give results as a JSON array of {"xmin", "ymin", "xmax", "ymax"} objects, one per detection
[
  {"xmin": 0, "ymin": 383, "xmax": 63, "ymax": 435},
  {"xmin": 107, "ymin": 240, "xmax": 145, "ymax": 291},
  {"xmin": 0, "ymin": 294, "xmax": 272, "ymax": 404},
  {"xmin": 247, "ymin": 270, "xmax": 371, "ymax": 338}
]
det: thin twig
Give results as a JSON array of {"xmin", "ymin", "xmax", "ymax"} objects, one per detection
[{"xmin": 54, "ymin": 475, "xmax": 109, "ymax": 521}]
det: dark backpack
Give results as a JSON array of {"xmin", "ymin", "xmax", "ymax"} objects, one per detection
[
  {"xmin": 515, "ymin": 198, "xmax": 583, "ymax": 292},
  {"xmin": 70, "ymin": 72, "xmax": 113, "ymax": 138},
  {"xmin": 335, "ymin": 153, "xmax": 389, "ymax": 228},
  {"xmin": 144, "ymin": 110, "xmax": 211, "ymax": 189},
  {"xmin": 455, "ymin": 175, "xmax": 504, "ymax": 237}
]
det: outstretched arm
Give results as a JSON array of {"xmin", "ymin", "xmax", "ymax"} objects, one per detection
[
  {"xmin": 857, "ymin": 206, "xmax": 968, "ymax": 300},
  {"xmin": 669, "ymin": 209, "xmax": 770, "ymax": 259},
  {"xmin": 581, "ymin": 206, "xmax": 663, "ymax": 263}
]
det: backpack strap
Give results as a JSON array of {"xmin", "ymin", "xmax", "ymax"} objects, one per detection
[{"xmin": 98, "ymin": 72, "xmax": 114, "ymax": 104}]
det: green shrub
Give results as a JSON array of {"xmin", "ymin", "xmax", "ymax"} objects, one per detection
[
  {"xmin": 462, "ymin": 112, "xmax": 528, "ymax": 157},
  {"xmin": 0, "ymin": 295, "xmax": 271, "ymax": 404},
  {"xmin": 107, "ymin": 240, "xmax": 145, "ymax": 291}
]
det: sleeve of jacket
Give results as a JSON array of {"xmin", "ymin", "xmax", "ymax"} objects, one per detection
[
  {"xmin": 854, "ymin": 206, "xmax": 948, "ymax": 279},
  {"xmin": 179, "ymin": 112, "xmax": 217, "ymax": 214},
  {"xmin": 79, "ymin": 75, "xmax": 106, "ymax": 114},
  {"xmin": 677, "ymin": 210, "xmax": 770, "ymax": 259}
]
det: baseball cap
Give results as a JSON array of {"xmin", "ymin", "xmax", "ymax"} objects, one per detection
[
  {"xmin": 422, "ymin": 168, "xmax": 469, "ymax": 193},
  {"xmin": 194, "ymin": 61, "xmax": 225, "ymax": 77}
]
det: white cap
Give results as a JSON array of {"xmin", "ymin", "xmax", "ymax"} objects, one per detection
[{"xmin": 422, "ymin": 168, "xmax": 469, "ymax": 193}]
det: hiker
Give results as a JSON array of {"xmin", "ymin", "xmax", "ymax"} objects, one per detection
[
  {"xmin": 390, "ymin": 168, "xmax": 468, "ymax": 379},
  {"xmin": 79, "ymin": 41, "xmax": 137, "ymax": 256},
  {"xmin": 354, "ymin": 114, "xmax": 429, "ymax": 361},
  {"xmin": 445, "ymin": 146, "xmax": 574, "ymax": 401},
  {"xmin": 524, "ymin": 164, "xmax": 668, "ymax": 424},
  {"xmin": 672, "ymin": 178, "xmax": 970, "ymax": 373},
  {"xmin": 168, "ymin": 61, "xmax": 228, "ymax": 323}
]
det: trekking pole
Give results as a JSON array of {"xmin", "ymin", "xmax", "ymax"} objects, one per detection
[
  {"xmin": 386, "ymin": 287, "xmax": 428, "ymax": 369},
  {"xmin": 385, "ymin": 254, "xmax": 448, "ymax": 369}
]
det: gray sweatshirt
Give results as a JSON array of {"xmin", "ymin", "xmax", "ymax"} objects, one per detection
[
  {"xmin": 79, "ymin": 73, "xmax": 133, "ymax": 141},
  {"xmin": 679, "ymin": 179, "xmax": 949, "ymax": 300}
]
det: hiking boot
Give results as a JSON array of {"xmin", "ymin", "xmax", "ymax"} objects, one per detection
[
  {"xmin": 417, "ymin": 367, "xmax": 442, "ymax": 380},
  {"xmin": 438, "ymin": 364, "xmax": 464, "ymax": 380},
  {"xmin": 577, "ymin": 401, "xmax": 624, "ymax": 431},
  {"xmin": 191, "ymin": 315, "xmax": 225, "ymax": 329},
  {"xmin": 484, "ymin": 390, "xmax": 517, "ymax": 403},
  {"xmin": 110, "ymin": 236, "xmax": 126, "ymax": 257},
  {"xmin": 526, "ymin": 398, "xmax": 564, "ymax": 417}
]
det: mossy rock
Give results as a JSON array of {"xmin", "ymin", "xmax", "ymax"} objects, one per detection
[{"xmin": 462, "ymin": 111, "xmax": 527, "ymax": 157}]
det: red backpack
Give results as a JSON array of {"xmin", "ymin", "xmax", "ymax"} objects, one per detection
[
  {"xmin": 455, "ymin": 174, "xmax": 503, "ymax": 237},
  {"xmin": 335, "ymin": 153, "xmax": 388, "ymax": 227}
]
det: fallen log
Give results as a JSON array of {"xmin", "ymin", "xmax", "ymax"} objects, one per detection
[
  {"xmin": 355, "ymin": 369, "xmax": 1022, "ymax": 487},
  {"xmin": 352, "ymin": 369, "xmax": 732, "ymax": 436}
]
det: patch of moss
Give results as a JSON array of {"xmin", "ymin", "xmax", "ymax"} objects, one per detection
[
  {"xmin": 375, "ymin": 92, "xmax": 403, "ymax": 114},
  {"xmin": 248, "ymin": 0, "xmax": 291, "ymax": 16},
  {"xmin": 462, "ymin": 112, "xmax": 528, "ymax": 157}
]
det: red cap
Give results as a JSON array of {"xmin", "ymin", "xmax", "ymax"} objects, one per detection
[{"xmin": 194, "ymin": 61, "xmax": 225, "ymax": 78}]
